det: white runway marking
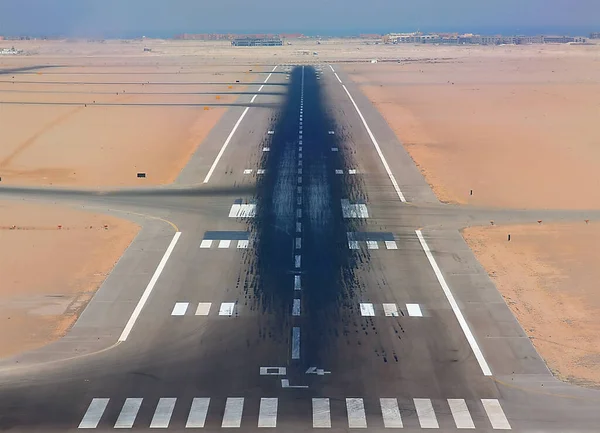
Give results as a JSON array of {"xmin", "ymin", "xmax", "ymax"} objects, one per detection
[
  {"xmin": 171, "ymin": 302, "xmax": 189, "ymax": 316},
  {"xmin": 267, "ymin": 130, "xmax": 274, "ymax": 134},
  {"xmin": 292, "ymin": 327, "xmax": 301, "ymax": 359},
  {"xmin": 203, "ymin": 65, "xmax": 276, "ymax": 183},
  {"xmin": 229, "ymin": 203, "xmax": 256, "ymax": 218},
  {"xmin": 341, "ymin": 84, "xmax": 406, "ymax": 202},
  {"xmin": 296, "ymin": 222, "xmax": 302, "ymax": 233},
  {"xmin": 383, "ymin": 303, "xmax": 399, "ymax": 317},
  {"xmin": 292, "ymin": 299, "xmax": 301, "ymax": 316},
  {"xmin": 295, "ymin": 238, "xmax": 302, "ymax": 249},
  {"xmin": 414, "ymin": 398, "xmax": 439, "ymax": 429},
  {"xmin": 385, "ymin": 241, "xmax": 398, "ymax": 249},
  {"xmin": 186, "ymin": 398, "xmax": 210, "ymax": 428},
  {"xmin": 200, "ymin": 239, "xmax": 212, "ymax": 248},
  {"xmin": 348, "ymin": 169, "xmax": 357, "ymax": 174},
  {"xmin": 366, "ymin": 240, "xmax": 379, "ymax": 249},
  {"xmin": 331, "ymin": 147, "xmax": 338, "ymax": 152},
  {"xmin": 406, "ymin": 303, "xmax": 423, "ymax": 317},
  {"xmin": 312, "ymin": 398, "xmax": 331, "ymax": 428},
  {"xmin": 297, "ymin": 209, "xmax": 302, "ymax": 218},
  {"xmin": 416, "ymin": 230, "xmax": 492, "ymax": 376},
  {"xmin": 257, "ymin": 169, "xmax": 266, "ymax": 174},
  {"xmin": 260, "ymin": 367, "xmax": 286, "ymax": 375},
  {"xmin": 448, "ymin": 399, "xmax": 475, "ymax": 429},
  {"xmin": 294, "ymin": 275, "xmax": 301, "ymax": 290},
  {"xmin": 263, "ymin": 147, "xmax": 270, "ymax": 152},
  {"xmin": 79, "ymin": 398, "xmax": 109, "ymax": 429},
  {"xmin": 114, "ymin": 398, "xmax": 143, "ymax": 428},
  {"xmin": 341, "ymin": 200, "xmax": 369, "ymax": 218},
  {"xmin": 219, "ymin": 302, "xmax": 236, "ymax": 316},
  {"xmin": 295, "ymin": 255, "xmax": 301, "ymax": 268},
  {"xmin": 222, "ymin": 397, "xmax": 244, "ymax": 428},
  {"xmin": 219, "ymin": 240, "xmax": 232, "ymax": 249},
  {"xmin": 195, "ymin": 302, "xmax": 212, "ymax": 316},
  {"xmin": 150, "ymin": 397, "xmax": 176, "ymax": 428},
  {"xmin": 334, "ymin": 73, "xmax": 342, "ymax": 83},
  {"xmin": 335, "ymin": 169, "xmax": 343, "ymax": 175},
  {"xmin": 328, "ymin": 130, "xmax": 335, "ymax": 134},
  {"xmin": 329, "ymin": 64, "xmax": 335, "ymax": 72},
  {"xmin": 119, "ymin": 232, "xmax": 181, "ymax": 342},
  {"xmin": 243, "ymin": 169, "xmax": 253, "ymax": 174},
  {"xmin": 348, "ymin": 240, "xmax": 360, "ymax": 249},
  {"xmin": 380, "ymin": 398, "xmax": 403, "ymax": 428},
  {"xmin": 346, "ymin": 398, "xmax": 367, "ymax": 428},
  {"xmin": 258, "ymin": 398, "xmax": 278, "ymax": 428},
  {"xmin": 237, "ymin": 240, "xmax": 249, "ymax": 249},
  {"xmin": 360, "ymin": 303, "xmax": 376, "ymax": 316},
  {"xmin": 482, "ymin": 399, "xmax": 511, "ymax": 429}
]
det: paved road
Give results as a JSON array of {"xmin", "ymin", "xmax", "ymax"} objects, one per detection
[{"xmin": 0, "ymin": 64, "xmax": 599, "ymax": 432}]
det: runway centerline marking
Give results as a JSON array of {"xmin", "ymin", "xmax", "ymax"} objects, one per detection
[
  {"xmin": 416, "ymin": 229, "xmax": 493, "ymax": 376},
  {"xmin": 340, "ymin": 81, "xmax": 407, "ymax": 202},
  {"xmin": 118, "ymin": 231, "xmax": 181, "ymax": 342},
  {"xmin": 203, "ymin": 65, "xmax": 277, "ymax": 183}
]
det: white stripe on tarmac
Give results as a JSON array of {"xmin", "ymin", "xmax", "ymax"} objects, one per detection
[
  {"xmin": 203, "ymin": 66, "xmax": 277, "ymax": 183},
  {"xmin": 329, "ymin": 64, "xmax": 335, "ymax": 72},
  {"xmin": 341, "ymin": 84, "xmax": 406, "ymax": 202},
  {"xmin": 383, "ymin": 303, "xmax": 399, "ymax": 317},
  {"xmin": 295, "ymin": 237, "xmax": 302, "ymax": 249},
  {"xmin": 79, "ymin": 398, "xmax": 109, "ymax": 429},
  {"xmin": 292, "ymin": 299, "xmax": 301, "ymax": 316},
  {"xmin": 360, "ymin": 303, "xmax": 375, "ymax": 316},
  {"xmin": 334, "ymin": 73, "xmax": 342, "ymax": 83},
  {"xmin": 348, "ymin": 240, "xmax": 359, "ymax": 249},
  {"xmin": 222, "ymin": 397, "xmax": 244, "ymax": 428},
  {"xmin": 119, "ymin": 232, "xmax": 181, "ymax": 342},
  {"xmin": 406, "ymin": 303, "xmax": 423, "ymax": 317},
  {"xmin": 380, "ymin": 398, "xmax": 403, "ymax": 428},
  {"xmin": 385, "ymin": 241, "xmax": 398, "ymax": 249},
  {"xmin": 195, "ymin": 302, "xmax": 212, "ymax": 316},
  {"xmin": 312, "ymin": 398, "xmax": 331, "ymax": 428},
  {"xmin": 481, "ymin": 399, "xmax": 511, "ymax": 430},
  {"xmin": 292, "ymin": 327, "xmax": 301, "ymax": 359},
  {"xmin": 171, "ymin": 302, "xmax": 189, "ymax": 316},
  {"xmin": 416, "ymin": 229, "xmax": 492, "ymax": 376},
  {"xmin": 186, "ymin": 398, "xmax": 210, "ymax": 428},
  {"xmin": 366, "ymin": 240, "xmax": 379, "ymax": 249},
  {"xmin": 295, "ymin": 255, "xmax": 301, "ymax": 268},
  {"xmin": 414, "ymin": 398, "xmax": 439, "ymax": 429},
  {"xmin": 200, "ymin": 239, "xmax": 212, "ymax": 249},
  {"xmin": 219, "ymin": 240, "xmax": 232, "ymax": 248},
  {"xmin": 150, "ymin": 398, "xmax": 176, "ymax": 428},
  {"xmin": 294, "ymin": 275, "xmax": 301, "ymax": 290},
  {"xmin": 219, "ymin": 302, "xmax": 236, "ymax": 316},
  {"xmin": 448, "ymin": 399, "xmax": 475, "ymax": 429},
  {"xmin": 237, "ymin": 240, "xmax": 249, "ymax": 249},
  {"xmin": 346, "ymin": 398, "xmax": 367, "ymax": 428},
  {"xmin": 258, "ymin": 398, "xmax": 278, "ymax": 428},
  {"xmin": 114, "ymin": 398, "xmax": 143, "ymax": 428}
]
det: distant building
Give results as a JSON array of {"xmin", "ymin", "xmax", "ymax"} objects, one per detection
[
  {"xmin": 591, "ymin": 32, "xmax": 600, "ymax": 39},
  {"xmin": 231, "ymin": 37, "xmax": 283, "ymax": 47},
  {"xmin": 542, "ymin": 35, "xmax": 575, "ymax": 43}
]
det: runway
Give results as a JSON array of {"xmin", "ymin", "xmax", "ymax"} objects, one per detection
[{"xmin": 0, "ymin": 64, "xmax": 600, "ymax": 432}]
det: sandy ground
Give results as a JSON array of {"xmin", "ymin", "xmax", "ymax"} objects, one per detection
[
  {"xmin": 342, "ymin": 44, "xmax": 600, "ymax": 386},
  {"xmin": 343, "ymin": 45, "xmax": 600, "ymax": 209},
  {"xmin": 0, "ymin": 46, "xmax": 261, "ymax": 186},
  {"xmin": 463, "ymin": 223, "xmax": 600, "ymax": 388},
  {"xmin": 0, "ymin": 200, "xmax": 139, "ymax": 358}
]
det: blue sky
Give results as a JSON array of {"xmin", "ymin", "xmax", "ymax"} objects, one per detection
[{"xmin": 0, "ymin": 0, "xmax": 598, "ymax": 37}]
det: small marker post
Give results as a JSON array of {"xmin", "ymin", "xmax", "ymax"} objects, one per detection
[{"xmin": 508, "ymin": 234, "xmax": 511, "ymax": 241}]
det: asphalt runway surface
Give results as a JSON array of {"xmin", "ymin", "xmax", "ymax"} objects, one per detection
[{"xmin": 0, "ymin": 64, "xmax": 600, "ymax": 432}]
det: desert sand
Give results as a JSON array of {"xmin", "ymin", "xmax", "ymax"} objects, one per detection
[
  {"xmin": 343, "ymin": 46, "xmax": 600, "ymax": 209},
  {"xmin": 0, "ymin": 47, "xmax": 260, "ymax": 187},
  {"xmin": 463, "ymin": 223, "xmax": 600, "ymax": 387},
  {"xmin": 0, "ymin": 200, "xmax": 139, "ymax": 358},
  {"xmin": 343, "ymin": 43, "xmax": 600, "ymax": 386}
]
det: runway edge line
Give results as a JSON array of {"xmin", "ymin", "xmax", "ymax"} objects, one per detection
[{"xmin": 415, "ymin": 229, "xmax": 492, "ymax": 376}]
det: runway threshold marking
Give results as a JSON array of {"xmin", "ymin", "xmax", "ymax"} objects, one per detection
[
  {"xmin": 203, "ymin": 65, "xmax": 278, "ymax": 183},
  {"xmin": 416, "ymin": 229, "xmax": 493, "ymax": 376},
  {"xmin": 337, "ymin": 75, "xmax": 406, "ymax": 203},
  {"xmin": 118, "ymin": 231, "xmax": 181, "ymax": 342}
]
